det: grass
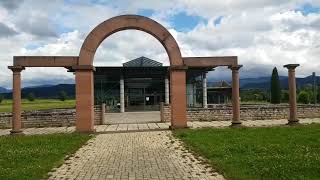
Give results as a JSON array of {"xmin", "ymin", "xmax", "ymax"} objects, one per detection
[
  {"xmin": 0, "ymin": 133, "xmax": 91, "ymax": 180},
  {"xmin": 174, "ymin": 124, "xmax": 320, "ymax": 180},
  {"xmin": 0, "ymin": 99, "xmax": 76, "ymax": 112}
]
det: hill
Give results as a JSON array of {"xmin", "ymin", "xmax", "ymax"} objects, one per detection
[{"xmin": 1, "ymin": 84, "xmax": 75, "ymax": 99}]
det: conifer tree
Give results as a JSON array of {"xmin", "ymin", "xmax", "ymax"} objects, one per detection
[{"xmin": 271, "ymin": 67, "xmax": 281, "ymax": 104}]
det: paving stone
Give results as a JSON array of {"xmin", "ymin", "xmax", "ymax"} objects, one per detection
[
  {"xmin": 48, "ymin": 131, "xmax": 224, "ymax": 180},
  {"xmin": 1, "ymin": 118, "xmax": 320, "ymax": 136}
]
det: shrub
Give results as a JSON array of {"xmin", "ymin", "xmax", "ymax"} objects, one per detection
[
  {"xmin": 298, "ymin": 91, "xmax": 310, "ymax": 104},
  {"xmin": 281, "ymin": 90, "xmax": 289, "ymax": 103},
  {"xmin": 0, "ymin": 95, "xmax": 3, "ymax": 104},
  {"xmin": 27, "ymin": 93, "xmax": 35, "ymax": 101},
  {"xmin": 58, "ymin": 91, "xmax": 67, "ymax": 101}
]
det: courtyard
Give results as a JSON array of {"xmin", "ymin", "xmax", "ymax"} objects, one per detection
[
  {"xmin": 0, "ymin": 1, "xmax": 319, "ymax": 180},
  {"xmin": 1, "ymin": 120, "xmax": 320, "ymax": 180}
]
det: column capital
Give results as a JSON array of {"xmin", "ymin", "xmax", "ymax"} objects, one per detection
[
  {"xmin": 8, "ymin": 66, "xmax": 25, "ymax": 72},
  {"xmin": 72, "ymin": 65, "xmax": 96, "ymax": 72},
  {"xmin": 284, "ymin": 64, "xmax": 300, "ymax": 70},
  {"xmin": 229, "ymin": 65, "xmax": 243, "ymax": 71},
  {"xmin": 169, "ymin": 65, "xmax": 188, "ymax": 71}
]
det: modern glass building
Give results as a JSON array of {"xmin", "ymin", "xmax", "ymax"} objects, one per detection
[{"xmin": 94, "ymin": 56, "xmax": 213, "ymax": 112}]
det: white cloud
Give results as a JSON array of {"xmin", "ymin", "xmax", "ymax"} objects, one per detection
[{"xmin": 0, "ymin": 0, "xmax": 320, "ymax": 88}]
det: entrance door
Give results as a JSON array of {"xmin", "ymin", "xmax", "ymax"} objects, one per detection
[{"xmin": 127, "ymin": 88, "xmax": 145, "ymax": 111}]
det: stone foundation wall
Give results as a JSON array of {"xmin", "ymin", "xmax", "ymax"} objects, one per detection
[
  {"xmin": 0, "ymin": 105, "xmax": 103, "ymax": 129},
  {"xmin": 162, "ymin": 104, "xmax": 320, "ymax": 122}
]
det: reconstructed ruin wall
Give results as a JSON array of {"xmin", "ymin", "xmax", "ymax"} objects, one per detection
[
  {"xmin": 162, "ymin": 104, "xmax": 320, "ymax": 122},
  {"xmin": 0, "ymin": 105, "xmax": 103, "ymax": 128}
]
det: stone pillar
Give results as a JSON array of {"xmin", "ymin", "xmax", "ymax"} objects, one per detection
[
  {"xmin": 160, "ymin": 102, "xmax": 165, "ymax": 122},
  {"xmin": 74, "ymin": 65, "xmax": 95, "ymax": 133},
  {"xmin": 165, "ymin": 77, "xmax": 170, "ymax": 105},
  {"xmin": 230, "ymin": 65, "xmax": 242, "ymax": 127},
  {"xmin": 8, "ymin": 66, "xmax": 25, "ymax": 135},
  {"xmin": 284, "ymin": 64, "xmax": 300, "ymax": 125},
  {"xmin": 120, "ymin": 75, "xmax": 125, "ymax": 113},
  {"xmin": 170, "ymin": 67, "xmax": 187, "ymax": 128},
  {"xmin": 101, "ymin": 103, "xmax": 106, "ymax": 124},
  {"xmin": 202, "ymin": 72, "xmax": 208, "ymax": 108}
]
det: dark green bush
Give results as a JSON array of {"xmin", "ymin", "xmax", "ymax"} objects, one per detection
[
  {"xmin": 58, "ymin": 91, "xmax": 67, "ymax": 101},
  {"xmin": 298, "ymin": 91, "xmax": 310, "ymax": 104},
  {"xmin": 27, "ymin": 93, "xmax": 35, "ymax": 102}
]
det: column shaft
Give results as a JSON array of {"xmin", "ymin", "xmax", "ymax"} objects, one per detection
[
  {"xmin": 120, "ymin": 77, "xmax": 125, "ymax": 113},
  {"xmin": 11, "ymin": 71, "xmax": 23, "ymax": 134},
  {"xmin": 202, "ymin": 73, "xmax": 208, "ymax": 108},
  {"xmin": 75, "ymin": 70, "xmax": 95, "ymax": 132},
  {"xmin": 165, "ymin": 77, "xmax": 170, "ymax": 105},
  {"xmin": 284, "ymin": 64, "xmax": 300, "ymax": 124},
  {"xmin": 170, "ymin": 70, "xmax": 187, "ymax": 128},
  {"xmin": 231, "ymin": 66, "xmax": 242, "ymax": 126}
]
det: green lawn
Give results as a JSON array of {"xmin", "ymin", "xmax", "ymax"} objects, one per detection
[
  {"xmin": 0, "ymin": 133, "xmax": 91, "ymax": 180},
  {"xmin": 0, "ymin": 99, "xmax": 76, "ymax": 112},
  {"xmin": 174, "ymin": 124, "xmax": 320, "ymax": 180}
]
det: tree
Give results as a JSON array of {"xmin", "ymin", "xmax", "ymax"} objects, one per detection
[
  {"xmin": 0, "ymin": 95, "xmax": 3, "ymax": 104},
  {"xmin": 270, "ymin": 67, "xmax": 281, "ymax": 104},
  {"xmin": 298, "ymin": 91, "xmax": 310, "ymax": 104},
  {"xmin": 27, "ymin": 93, "xmax": 35, "ymax": 101},
  {"xmin": 58, "ymin": 91, "xmax": 67, "ymax": 101}
]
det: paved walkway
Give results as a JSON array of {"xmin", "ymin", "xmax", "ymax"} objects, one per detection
[
  {"xmin": 1, "ymin": 118, "xmax": 320, "ymax": 136},
  {"xmin": 105, "ymin": 111, "xmax": 161, "ymax": 124},
  {"xmin": 48, "ymin": 131, "xmax": 224, "ymax": 180}
]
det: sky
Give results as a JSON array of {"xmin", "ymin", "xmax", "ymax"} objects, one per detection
[{"xmin": 0, "ymin": 0, "xmax": 320, "ymax": 88}]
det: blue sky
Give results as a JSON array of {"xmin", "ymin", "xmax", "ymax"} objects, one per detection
[{"xmin": 0, "ymin": 0, "xmax": 319, "ymax": 88}]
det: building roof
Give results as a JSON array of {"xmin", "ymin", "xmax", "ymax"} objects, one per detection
[
  {"xmin": 208, "ymin": 80, "xmax": 231, "ymax": 89},
  {"xmin": 123, "ymin": 56, "xmax": 163, "ymax": 67}
]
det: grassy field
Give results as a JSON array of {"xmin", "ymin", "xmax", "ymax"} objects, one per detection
[
  {"xmin": 0, "ymin": 99, "xmax": 76, "ymax": 112},
  {"xmin": 174, "ymin": 124, "xmax": 320, "ymax": 180},
  {"xmin": 0, "ymin": 133, "xmax": 91, "ymax": 180}
]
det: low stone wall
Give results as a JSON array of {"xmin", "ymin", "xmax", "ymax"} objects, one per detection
[
  {"xmin": 162, "ymin": 104, "xmax": 320, "ymax": 122},
  {"xmin": 0, "ymin": 105, "xmax": 103, "ymax": 129}
]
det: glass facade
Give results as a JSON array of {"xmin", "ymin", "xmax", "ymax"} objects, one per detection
[
  {"xmin": 186, "ymin": 69, "xmax": 204, "ymax": 108},
  {"xmin": 94, "ymin": 67, "xmax": 167, "ymax": 112},
  {"xmin": 94, "ymin": 59, "xmax": 210, "ymax": 111}
]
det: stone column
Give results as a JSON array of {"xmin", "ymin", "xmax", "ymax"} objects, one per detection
[
  {"xmin": 202, "ymin": 72, "xmax": 208, "ymax": 108},
  {"xmin": 8, "ymin": 66, "xmax": 25, "ymax": 135},
  {"xmin": 170, "ymin": 67, "xmax": 187, "ymax": 128},
  {"xmin": 101, "ymin": 103, "xmax": 106, "ymax": 124},
  {"xmin": 165, "ymin": 76, "xmax": 170, "ymax": 105},
  {"xmin": 230, "ymin": 65, "xmax": 242, "ymax": 127},
  {"xmin": 74, "ymin": 65, "xmax": 95, "ymax": 133},
  {"xmin": 120, "ymin": 75, "xmax": 125, "ymax": 113},
  {"xmin": 284, "ymin": 64, "xmax": 300, "ymax": 125}
]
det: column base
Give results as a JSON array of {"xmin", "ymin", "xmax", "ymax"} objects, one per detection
[
  {"xmin": 169, "ymin": 125, "xmax": 189, "ymax": 130},
  {"xmin": 286, "ymin": 120, "xmax": 300, "ymax": 126},
  {"xmin": 230, "ymin": 121, "xmax": 243, "ymax": 128},
  {"xmin": 10, "ymin": 130, "xmax": 24, "ymax": 135},
  {"xmin": 76, "ymin": 129, "xmax": 96, "ymax": 134}
]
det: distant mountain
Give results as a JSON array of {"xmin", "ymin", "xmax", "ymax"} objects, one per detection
[
  {"xmin": 240, "ymin": 75, "xmax": 320, "ymax": 90},
  {"xmin": 0, "ymin": 87, "xmax": 10, "ymax": 93},
  {"xmin": 208, "ymin": 75, "xmax": 320, "ymax": 90},
  {"xmin": 1, "ymin": 84, "xmax": 75, "ymax": 99},
  {"xmin": 1, "ymin": 75, "xmax": 319, "ymax": 99}
]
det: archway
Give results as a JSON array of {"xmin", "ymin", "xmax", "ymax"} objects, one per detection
[{"xmin": 74, "ymin": 15, "xmax": 187, "ymax": 132}]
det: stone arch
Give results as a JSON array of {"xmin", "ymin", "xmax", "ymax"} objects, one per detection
[
  {"xmin": 75, "ymin": 15, "xmax": 187, "ymax": 132},
  {"xmin": 78, "ymin": 15, "xmax": 183, "ymax": 66}
]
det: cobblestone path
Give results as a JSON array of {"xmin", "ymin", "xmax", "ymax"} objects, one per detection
[{"xmin": 48, "ymin": 131, "xmax": 224, "ymax": 180}]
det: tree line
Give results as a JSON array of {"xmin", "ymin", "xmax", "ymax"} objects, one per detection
[
  {"xmin": 241, "ymin": 67, "xmax": 318, "ymax": 104},
  {"xmin": 0, "ymin": 90, "xmax": 68, "ymax": 104}
]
